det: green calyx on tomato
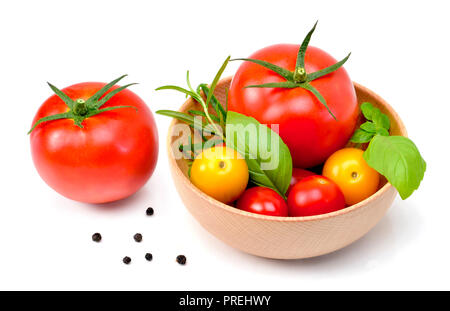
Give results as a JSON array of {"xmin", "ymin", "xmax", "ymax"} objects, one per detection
[
  {"xmin": 231, "ymin": 21, "xmax": 350, "ymax": 120},
  {"xmin": 28, "ymin": 75, "xmax": 137, "ymax": 133}
]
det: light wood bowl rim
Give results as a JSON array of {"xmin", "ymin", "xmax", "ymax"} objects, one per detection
[{"xmin": 167, "ymin": 77, "xmax": 406, "ymax": 223}]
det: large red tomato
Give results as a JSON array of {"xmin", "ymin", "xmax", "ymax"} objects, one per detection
[
  {"xmin": 229, "ymin": 44, "xmax": 359, "ymax": 168},
  {"xmin": 30, "ymin": 79, "xmax": 158, "ymax": 204}
]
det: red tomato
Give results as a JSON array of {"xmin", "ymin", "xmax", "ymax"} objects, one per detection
[
  {"xmin": 30, "ymin": 81, "xmax": 158, "ymax": 204},
  {"xmin": 236, "ymin": 187, "xmax": 288, "ymax": 217},
  {"xmin": 229, "ymin": 44, "xmax": 359, "ymax": 168},
  {"xmin": 286, "ymin": 168, "xmax": 317, "ymax": 196},
  {"xmin": 287, "ymin": 176, "xmax": 345, "ymax": 217}
]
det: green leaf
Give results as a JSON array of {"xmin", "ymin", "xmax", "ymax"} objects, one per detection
[
  {"xmin": 373, "ymin": 112, "xmax": 390, "ymax": 131},
  {"xmin": 356, "ymin": 102, "xmax": 391, "ymax": 139},
  {"xmin": 226, "ymin": 111, "xmax": 293, "ymax": 198},
  {"xmin": 350, "ymin": 102, "xmax": 425, "ymax": 199},
  {"xmin": 224, "ymin": 87, "xmax": 229, "ymax": 113},
  {"xmin": 205, "ymin": 56, "xmax": 230, "ymax": 109},
  {"xmin": 360, "ymin": 121, "xmax": 377, "ymax": 133},
  {"xmin": 155, "ymin": 57, "xmax": 230, "ymax": 141},
  {"xmin": 155, "ymin": 85, "xmax": 202, "ymax": 102},
  {"xmin": 188, "ymin": 109, "xmax": 220, "ymax": 122},
  {"xmin": 157, "ymin": 110, "xmax": 215, "ymax": 136},
  {"xmin": 186, "ymin": 71, "xmax": 195, "ymax": 92},
  {"xmin": 156, "ymin": 110, "xmax": 196, "ymax": 126},
  {"xmin": 360, "ymin": 102, "xmax": 377, "ymax": 120},
  {"xmin": 363, "ymin": 135, "xmax": 426, "ymax": 199},
  {"xmin": 307, "ymin": 53, "xmax": 351, "ymax": 81},
  {"xmin": 198, "ymin": 84, "xmax": 227, "ymax": 122},
  {"xmin": 376, "ymin": 128, "xmax": 390, "ymax": 136},
  {"xmin": 47, "ymin": 82, "xmax": 75, "ymax": 109},
  {"xmin": 350, "ymin": 129, "xmax": 375, "ymax": 143},
  {"xmin": 231, "ymin": 58, "xmax": 293, "ymax": 81},
  {"xmin": 296, "ymin": 21, "xmax": 318, "ymax": 69},
  {"xmin": 360, "ymin": 102, "xmax": 390, "ymax": 131}
]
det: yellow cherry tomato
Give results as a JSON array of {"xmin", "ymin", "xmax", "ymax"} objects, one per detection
[
  {"xmin": 190, "ymin": 146, "xmax": 249, "ymax": 204},
  {"xmin": 323, "ymin": 148, "xmax": 380, "ymax": 206}
]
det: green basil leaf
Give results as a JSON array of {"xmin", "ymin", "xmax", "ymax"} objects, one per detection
[
  {"xmin": 361, "ymin": 102, "xmax": 390, "ymax": 131},
  {"xmin": 363, "ymin": 135, "xmax": 426, "ymax": 199},
  {"xmin": 360, "ymin": 102, "xmax": 377, "ymax": 120},
  {"xmin": 376, "ymin": 128, "xmax": 390, "ymax": 136},
  {"xmin": 360, "ymin": 121, "xmax": 377, "ymax": 133},
  {"xmin": 226, "ymin": 111, "xmax": 293, "ymax": 198},
  {"xmin": 350, "ymin": 129, "xmax": 374, "ymax": 143},
  {"xmin": 373, "ymin": 112, "xmax": 390, "ymax": 131}
]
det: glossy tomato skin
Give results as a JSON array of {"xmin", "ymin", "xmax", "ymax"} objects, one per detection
[
  {"xmin": 236, "ymin": 187, "xmax": 288, "ymax": 217},
  {"xmin": 190, "ymin": 146, "xmax": 249, "ymax": 204},
  {"xmin": 30, "ymin": 82, "xmax": 159, "ymax": 204},
  {"xmin": 323, "ymin": 148, "xmax": 380, "ymax": 205},
  {"xmin": 286, "ymin": 168, "xmax": 317, "ymax": 196},
  {"xmin": 287, "ymin": 176, "xmax": 345, "ymax": 217},
  {"xmin": 229, "ymin": 44, "xmax": 359, "ymax": 168}
]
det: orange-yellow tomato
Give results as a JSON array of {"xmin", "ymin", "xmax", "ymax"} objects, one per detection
[
  {"xmin": 190, "ymin": 146, "xmax": 249, "ymax": 204},
  {"xmin": 323, "ymin": 148, "xmax": 380, "ymax": 206}
]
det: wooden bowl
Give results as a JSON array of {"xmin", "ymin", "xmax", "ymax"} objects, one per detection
[{"xmin": 167, "ymin": 77, "xmax": 406, "ymax": 259}]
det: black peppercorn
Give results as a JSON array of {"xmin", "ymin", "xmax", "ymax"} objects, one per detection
[
  {"xmin": 134, "ymin": 233, "xmax": 143, "ymax": 242},
  {"xmin": 146, "ymin": 207, "xmax": 154, "ymax": 216},
  {"xmin": 145, "ymin": 253, "xmax": 153, "ymax": 261},
  {"xmin": 92, "ymin": 233, "xmax": 102, "ymax": 242},
  {"xmin": 176, "ymin": 255, "xmax": 186, "ymax": 265},
  {"xmin": 123, "ymin": 256, "xmax": 131, "ymax": 264}
]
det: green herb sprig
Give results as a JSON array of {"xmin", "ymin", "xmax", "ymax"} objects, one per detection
[
  {"xmin": 156, "ymin": 58, "xmax": 293, "ymax": 197},
  {"xmin": 156, "ymin": 56, "xmax": 231, "ymax": 161},
  {"xmin": 350, "ymin": 102, "xmax": 426, "ymax": 199}
]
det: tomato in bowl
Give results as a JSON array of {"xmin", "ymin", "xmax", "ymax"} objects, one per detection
[{"xmin": 166, "ymin": 76, "xmax": 406, "ymax": 259}]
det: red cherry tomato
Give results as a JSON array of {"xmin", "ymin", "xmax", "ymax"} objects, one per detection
[
  {"xmin": 229, "ymin": 44, "xmax": 359, "ymax": 168},
  {"xmin": 30, "ymin": 81, "xmax": 158, "ymax": 204},
  {"xmin": 286, "ymin": 168, "xmax": 317, "ymax": 196},
  {"xmin": 236, "ymin": 187, "xmax": 288, "ymax": 217},
  {"xmin": 287, "ymin": 176, "xmax": 345, "ymax": 217}
]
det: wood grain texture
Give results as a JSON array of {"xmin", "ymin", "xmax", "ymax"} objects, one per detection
[{"xmin": 166, "ymin": 77, "xmax": 407, "ymax": 259}]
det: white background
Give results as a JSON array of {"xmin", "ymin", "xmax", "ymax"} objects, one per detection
[{"xmin": 0, "ymin": 0, "xmax": 447, "ymax": 290}]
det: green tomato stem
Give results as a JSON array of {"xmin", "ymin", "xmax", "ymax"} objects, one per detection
[
  {"xmin": 73, "ymin": 99, "xmax": 88, "ymax": 116},
  {"xmin": 293, "ymin": 67, "xmax": 307, "ymax": 83}
]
